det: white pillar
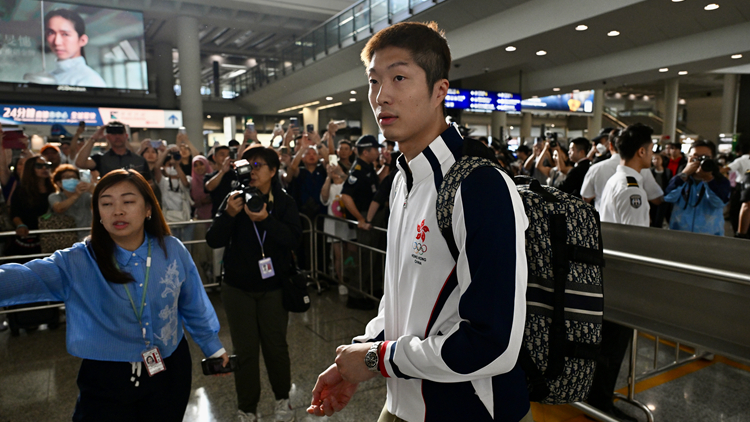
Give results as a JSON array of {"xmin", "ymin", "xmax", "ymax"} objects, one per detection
[
  {"xmin": 361, "ymin": 100, "xmax": 379, "ymax": 138},
  {"xmin": 176, "ymin": 16, "xmax": 203, "ymax": 151},
  {"xmin": 302, "ymin": 106, "xmax": 319, "ymax": 134},
  {"xmin": 720, "ymin": 74, "xmax": 739, "ymax": 134},
  {"xmin": 588, "ymin": 89, "xmax": 604, "ymax": 136},
  {"xmin": 521, "ymin": 112, "xmax": 532, "ymax": 144},
  {"xmin": 491, "ymin": 111, "xmax": 507, "ymax": 140},
  {"xmin": 154, "ymin": 42, "xmax": 175, "ymax": 110},
  {"xmin": 664, "ymin": 78, "xmax": 679, "ymax": 143}
]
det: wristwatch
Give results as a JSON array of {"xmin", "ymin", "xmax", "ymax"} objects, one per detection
[{"xmin": 365, "ymin": 341, "xmax": 383, "ymax": 373}]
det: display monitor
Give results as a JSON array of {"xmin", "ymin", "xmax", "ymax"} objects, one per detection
[
  {"xmin": 0, "ymin": 0, "xmax": 147, "ymax": 90},
  {"xmin": 522, "ymin": 90, "xmax": 595, "ymax": 114}
]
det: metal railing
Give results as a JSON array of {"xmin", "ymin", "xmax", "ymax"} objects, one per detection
[
  {"xmin": 228, "ymin": 0, "xmax": 446, "ymax": 98},
  {"xmin": 0, "ymin": 215, "xmax": 317, "ymax": 316}
]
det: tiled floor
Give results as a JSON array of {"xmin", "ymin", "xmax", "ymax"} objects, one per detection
[{"xmin": 1, "ymin": 287, "xmax": 748, "ymax": 422}]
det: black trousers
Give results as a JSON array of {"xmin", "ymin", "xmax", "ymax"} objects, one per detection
[
  {"xmin": 72, "ymin": 337, "xmax": 192, "ymax": 422},
  {"xmin": 587, "ymin": 320, "xmax": 633, "ymax": 409}
]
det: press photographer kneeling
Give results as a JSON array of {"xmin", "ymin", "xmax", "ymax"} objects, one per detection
[{"xmin": 205, "ymin": 147, "xmax": 302, "ymax": 422}]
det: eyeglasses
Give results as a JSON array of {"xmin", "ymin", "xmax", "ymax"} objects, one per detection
[
  {"xmin": 34, "ymin": 162, "xmax": 53, "ymax": 170},
  {"xmin": 249, "ymin": 162, "xmax": 268, "ymax": 170}
]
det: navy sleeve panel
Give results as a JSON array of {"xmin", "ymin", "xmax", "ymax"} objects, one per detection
[
  {"xmin": 442, "ymin": 166, "xmax": 519, "ymax": 374},
  {"xmin": 665, "ymin": 174, "xmax": 685, "ymax": 195}
]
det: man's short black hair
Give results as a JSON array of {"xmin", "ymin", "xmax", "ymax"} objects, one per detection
[
  {"xmin": 599, "ymin": 127, "xmax": 615, "ymax": 135},
  {"xmin": 516, "ymin": 144, "xmax": 531, "ymax": 157},
  {"xmin": 569, "ymin": 137, "xmax": 591, "ymax": 154},
  {"xmin": 338, "ymin": 140, "xmax": 352, "ymax": 148},
  {"xmin": 738, "ymin": 139, "xmax": 750, "ymax": 155},
  {"xmin": 228, "ymin": 139, "xmax": 240, "ymax": 147},
  {"xmin": 616, "ymin": 123, "xmax": 654, "ymax": 160},
  {"xmin": 690, "ymin": 139, "xmax": 716, "ymax": 157}
]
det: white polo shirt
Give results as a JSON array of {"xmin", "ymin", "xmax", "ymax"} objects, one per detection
[
  {"xmin": 580, "ymin": 153, "xmax": 663, "ymax": 211},
  {"xmin": 598, "ymin": 165, "xmax": 650, "ymax": 227},
  {"xmin": 727, "ymin": 154, "xmax": 750, "ymax": 185}
]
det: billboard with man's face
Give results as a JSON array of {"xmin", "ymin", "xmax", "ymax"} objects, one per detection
[{"xmin": 0, "ymin": 0, "xmax": 147, "ymax": 90}]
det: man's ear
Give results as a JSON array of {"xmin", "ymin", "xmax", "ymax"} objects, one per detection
[{"xmin": 433, "ymin": 79, "xmax": 449, "ymax": 105}]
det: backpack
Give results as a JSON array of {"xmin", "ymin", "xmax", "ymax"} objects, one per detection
[{"xmin": 436, "ymin": 140, "xmax": 604, "ymax": 404}]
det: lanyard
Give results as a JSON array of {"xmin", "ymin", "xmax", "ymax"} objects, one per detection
[
  {"xmin": 252, "ymin": 222, "xmax": 267, "ymax": 258},
  {"xmin": 119, "ymin": 240, "xmax": 153, "ymax": 346}
]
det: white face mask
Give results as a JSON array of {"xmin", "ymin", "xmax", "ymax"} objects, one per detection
[
  {"xmin": 596, "ymin": 144, "xmax": 607, "ymax": 155},
  {"xmin": 164, "ymin": 167, "xmax": 178, "ymax": 176}
]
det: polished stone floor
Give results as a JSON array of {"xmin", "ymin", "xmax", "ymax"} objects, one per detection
[{"xmin": 1, "ymin": 287, "xmax": 749, "ymax": 422}]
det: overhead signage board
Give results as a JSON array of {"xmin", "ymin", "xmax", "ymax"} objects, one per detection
[
  {"xmin": 521, "ymin": 90, "xmax": 595, "ymax": 114},
  {"xmin": 1, "ymin": 104, "xmax": 183, "ymax": 128},
  {"xmin": 445, "ymin": 89, "xmax": 522, "ymax": 113}
]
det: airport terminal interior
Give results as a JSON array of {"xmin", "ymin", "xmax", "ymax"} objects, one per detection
[{"xmin": 2, "ymin": 0, "xmax": 750, "ymax": 421}]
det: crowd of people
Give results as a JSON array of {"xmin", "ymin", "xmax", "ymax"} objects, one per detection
[{"xmin": 0, "ymin": 18, "xmax": 746, "ymax": 422}]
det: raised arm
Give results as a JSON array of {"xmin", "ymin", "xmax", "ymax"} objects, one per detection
[{"xmin": 75, "ymin": 126, "xmax": 105, "ymax": 170}]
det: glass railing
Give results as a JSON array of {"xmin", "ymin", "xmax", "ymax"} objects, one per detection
[{"xmin": 226, "ymin": 0, "xmax": 445, "ymax": 98}]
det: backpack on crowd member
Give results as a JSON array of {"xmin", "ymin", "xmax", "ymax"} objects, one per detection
[{"xmin": 436, "ymin": 139, "xmax": 604, "ymax": 404}]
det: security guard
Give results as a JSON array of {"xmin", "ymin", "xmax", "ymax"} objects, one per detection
[
  {"xmin": 588, "ymin": 123, "xmax": 654, "ymax": 422},
  {"xmin": 341, "ymin": 135, "xmax": 381, "ymax": 309}
]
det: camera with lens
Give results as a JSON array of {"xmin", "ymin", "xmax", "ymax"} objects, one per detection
[
  {"xmin": 696, "ymin": 155, "xmax": 717, "ymax": 173},
  {"xmin": 230, "ymin": 159, "xmax": 266, "ymax": 213},
  {"xmin": 168, "ymin": 151, "xmax": 182, "ymax": 162},
  {"xmin": 546, "ymin": 132, "xmax": 558, "ymax": 148},
  {"xmin": 106, "ymin": 123, "xmax": 126, "ymax": 135}
]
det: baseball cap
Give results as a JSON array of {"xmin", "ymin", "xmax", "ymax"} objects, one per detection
[
  {"xmin": 355, "ymin": 135, "xmax": 382, "ymax": 149},
  {"xmin": 40, "ymin": 144, "xmax": 60, "ymax": 155}
]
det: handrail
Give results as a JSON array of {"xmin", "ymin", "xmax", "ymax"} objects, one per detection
[{"xmin": 603, "ymin": 249, "xmax": 750, "ymax": 287}]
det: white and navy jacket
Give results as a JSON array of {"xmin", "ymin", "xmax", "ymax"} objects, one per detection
[{"xmin": 353, "ymin": 125, "xmax": 530, "ymax": 421}]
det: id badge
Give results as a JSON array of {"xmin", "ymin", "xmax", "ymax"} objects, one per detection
[
  {"xmin": 141, "ymin": 346, "xmax": 166, "ymax": 377},
  {"xmin": 259, "ymin": 257, "xmax": 275, "ymax": 279}
]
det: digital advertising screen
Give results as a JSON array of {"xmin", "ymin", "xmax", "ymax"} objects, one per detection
[
  {"xmin": 521, "ymin": 90, "xmax": 595, "ymax": 115},
  {"xmin": 1, "ymin": 103, "xmax": 183, "ymax": 128},
  {"xmin": 445, "ymin": 89, "xmax": 522, "ymax": 113},
  {"xmin": 0, "ymin": 0, "xmax": 147, "ymax": 90}
]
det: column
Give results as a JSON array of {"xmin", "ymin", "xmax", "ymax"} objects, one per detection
[
  {"xmin": 302, "ymin": 106, "xmax": 319, "ymax": 134},
  {"xmin": 176, "ymin": 16, "xmax": 202, "ymax": 151},
  {"xmin": 587, "ymin": 89, "xmax": 604, "ymax": 137},
  {"xmin": 521, "ymin": 112, "xmax": 532, "ymax": 144},
  {"xmin": 490, "ymin": 111, "xmax": 507, "ymax": 141},
  {"xmin": 154, "ymin": 42, "xmax": 175, "ymax": 110},
  {"xmin": 361, "ymin": 100, "xmax": 379, "ymax": 138},
  {"xmin": 663, "ymin": 78, "xmax": 679, "ymax": 144},
  {"xmin": 720, "ymin": 74, "xmax": 739, "ymax": 134}
]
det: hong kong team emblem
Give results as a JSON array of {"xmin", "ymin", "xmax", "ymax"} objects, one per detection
[{"xmin": 413, "ymin": 220, "xmax": 429, "ymax": 257}]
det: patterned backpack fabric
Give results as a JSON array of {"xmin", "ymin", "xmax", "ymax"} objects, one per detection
[{"xmin": 436, "ymin": 150, "xmax": 603, "ymax": 405}]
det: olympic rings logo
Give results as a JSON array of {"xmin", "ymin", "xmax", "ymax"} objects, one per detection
[{"xmin": 413, "ymin": 242, "xmax": 428, "ymax": 255}]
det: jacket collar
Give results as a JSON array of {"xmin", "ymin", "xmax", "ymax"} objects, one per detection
[{"xmin": 396, "ymin": 124, "xmax": 463, "ymax": 189}]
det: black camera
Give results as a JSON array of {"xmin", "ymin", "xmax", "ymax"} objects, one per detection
[
  {"xmin": 229, "ymin": 146, "xmax": 239, "ymax": 160},
  {"xmin": 696, "ymin": 155, "xmax": 717, "ymax": 173},
  {"xmin": 546, "ymin": 132, "xmax": 558, "ymax": 148},
  {"xmin": 231, "ymin": 159, "xmax": 266, "ymax": 213},
  {"xmin": 169, "ymin": 151, "xmax": 182, "ymax": 162},
  {"xmin": 106, "ymin": 123, "xmax": 126, "ymax": 135}
]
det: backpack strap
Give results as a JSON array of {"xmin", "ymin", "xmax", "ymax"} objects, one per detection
[{"xmin": 436, "ymin": 156, "xmax": 500, "ymax": 262}]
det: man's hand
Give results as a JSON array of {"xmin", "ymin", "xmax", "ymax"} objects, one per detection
[
  {"xmin": 327, "ymin": 120, "xmax": 338, "ymax": 135},
  {"xmin": 244, "ymin": 202, "xmax": 269, "ymax": 222},
  {"xmin": 16, "ymin": 225, "xmax": 29, "ymax": 238},
  {"xmin": 221, "ymin": 156, "xmax": 232, "ymax": 174},
  {"xmin": 683, "ymin": 158, "xmax": 700, "ymax": 176},
  {"xmin": 273, "ymin": 126, "xmax": 284, "ymax": 139},
  {"xmin": 357, "ymin": 218, "xmax": 372, "ymax": 231},
  {"xmin": 92, "ymin": 126, "xmax": 106, "ymax": 140},
  {"xmin": 245, "ymin": 127, "xmax": 259, "ymax": 143},
  {"xmin": 307, "ymin": 364, "xmax": 359, "ymax": 417},
  {"xmin": 334, "ymin": 343, "xmax": 377, "ymax": 384},
  {"xmin": 308, "ymin": 129, "xmax": 322, "ymax": 145},
  {"xmin": 225, "ymin": 192, "xmax": 244, "ymax": 217}
]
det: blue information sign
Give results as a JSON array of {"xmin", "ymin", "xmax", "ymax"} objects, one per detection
[{"xmin": 445, "ymin": 89, "xmax": 521, "ymax": 113}]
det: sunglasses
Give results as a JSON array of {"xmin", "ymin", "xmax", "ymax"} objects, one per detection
[{"xmin": 34, "ymin": 162, "xmax": 53, "ymax": 170}]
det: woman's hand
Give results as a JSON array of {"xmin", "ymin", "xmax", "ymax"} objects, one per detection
[
  {"xmin": 76, "ymin": 181, "xmax": 91, "ymax": 195},
  {"xmin": 225, "ymin": 191, "xmax": 244, "ymax": 217},
  {"xmin": 245, "ymin": 202, "xmax": 269, "ymax": 222}
]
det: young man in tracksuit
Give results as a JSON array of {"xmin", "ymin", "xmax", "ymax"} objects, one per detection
[{"xmin": 307, "ymin": 22, "xmax": 532, "ymax": 422}]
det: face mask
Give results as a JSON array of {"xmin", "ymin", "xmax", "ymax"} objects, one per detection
[
  {"xmin": 62, "ymin": 178, "xmax": 79, "ymax": 192},
  {"xmin": 596, "ymin": 144, "xmax": 607, "ymax": 155},
  {"xmin": 165, "ymin": 167, "xmax": 178, "ymax": 176}
]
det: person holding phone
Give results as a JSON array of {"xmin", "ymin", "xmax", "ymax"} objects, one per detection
[
  {"xmin": 48, "ymin": 164, "xmax": 93, "ymax": 241},
  {"xmin": 76, "ymin": 121, "xmax": 152, "ymax": 181},
  {"xmin": 0, "ymin": 169, "xmax": 228, "ymax": 420},
  {"xmin": 156, "ymin": 145, "xmax": 192, "ymax": 242},
  {"xmin": 5, "ymin": 155, "xmax": 54, "ymax": 259},
  {"xmin": 44, "ymin": 9, "xmax": 106, "ymax": 88}
]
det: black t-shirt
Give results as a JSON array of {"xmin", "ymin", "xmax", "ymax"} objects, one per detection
[
  {"xmin": 180, "ymin": 156, "xmax": 192, "ymax": 177},
  {"xmin": 92, "ymin": 150, "xmax": 152, "ymax": 180},
  {"xmin": 559, "ymin": 159, "xmax": 591, "ymax": 198},
  {"xmin": 205, "ymin": 170, "xmax": 238, "ymax": 216},
  {"xmin": 341, "ymin": 158, "xmax": 379, "ymax": 214}
]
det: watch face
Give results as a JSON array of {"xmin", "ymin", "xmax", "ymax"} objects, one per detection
[{"xmin": 365, "ymin": 349, "xmax": 378, "ymax": 370}]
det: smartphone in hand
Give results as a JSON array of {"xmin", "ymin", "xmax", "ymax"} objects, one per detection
[
  {"xmin": 201, "ymin": 355, "xmax": 239, "ymax": 375},
  {"xmin": 79, "ymin": 169, "xmax": 91, "ymax": 183},
  {"xmin": 329, "ymin": 154, "xmax": 338, "ymax": 167}
]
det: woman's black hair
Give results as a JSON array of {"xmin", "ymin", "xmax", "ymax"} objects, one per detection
[{"xmin": 242, "ymin": 147, "xmax": 281, "ymax": 184}]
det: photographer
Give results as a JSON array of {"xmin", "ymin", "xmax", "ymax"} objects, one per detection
[
  {"xmin": 157, "ymin": 145, "xmax": 192, "ymax": 241},
  {"xmin": 75, "ymin": 121, "xmax": 152, "ymax": 180},
  {"xmin": 205, "ymin": 147, "xmax": 301, "ymax": 422},
  {"xmin": 664, "ymin": 140, "xmax": 731, "ymax": 236}
]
